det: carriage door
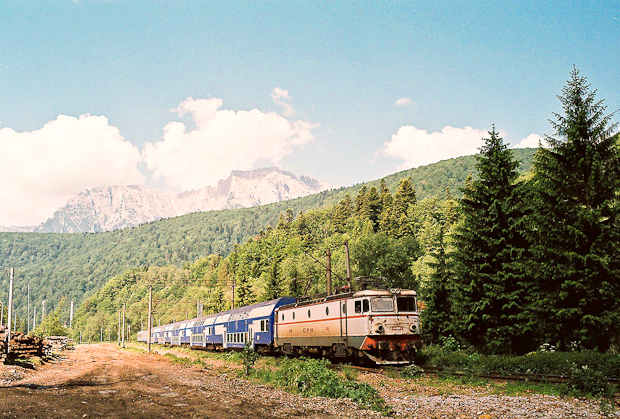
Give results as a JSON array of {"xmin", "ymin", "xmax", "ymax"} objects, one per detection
[
  {"xmin": 248, "ymin": 324, "xmax": 255, "ymax": 349},
  {"xmin": 223, "ymin": 325, "xmax": 228, "ymax": 349},
  {"xmin": 340, "ymin": 301, "xmax": 348, "ymax": 343}
]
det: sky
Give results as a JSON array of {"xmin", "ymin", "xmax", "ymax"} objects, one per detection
[{"xmin": 0, "ymin": 1, "xmax": 618, "ymax": 226}]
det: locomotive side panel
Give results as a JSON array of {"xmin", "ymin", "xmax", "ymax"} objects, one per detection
[{"xmin": 276, "ymin": 299, "xmax": 345, "ymax": 347}]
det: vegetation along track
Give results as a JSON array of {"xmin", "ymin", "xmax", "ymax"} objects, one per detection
[{"xmin": 330, "ymin": 364, "xmax": 620, "ymax": 387}]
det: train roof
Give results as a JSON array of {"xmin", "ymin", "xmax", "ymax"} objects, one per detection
[
  {"xmin": 139, "ymin": 296, "xmax": 296, "ymax": 333},
  {"xmin": 278, "ymin": 288, "xmax": 417, "ymax": 310}
]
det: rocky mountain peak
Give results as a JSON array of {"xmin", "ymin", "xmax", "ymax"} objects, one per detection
[{"xmin": 4, "ymin": 168, "xmax": 331, "ymax": 233}]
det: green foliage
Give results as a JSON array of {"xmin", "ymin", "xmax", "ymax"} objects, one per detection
[
  {"xmin": 419, "ymin": 344, "xmax": 620, "ymax": 381},
  {"xmin": 34, "ymin": 300, "xmax": 70, "ymax": 337},
  {"xmin": 242, "ymin": 340, "xmax": 260, "ymax": 376},
  {"xmin": 528, "ymin": 68, "xmax": 620, "ymax": 350},
  {"xmin": 271, "ymin": 358, "xmax": 389, "ymax": 413},
  {"xmin": 0, "ymin": 150, "xmax": 534, "ymax": 327},
  {"xmin": 565, "ymin": 364, "xmax": 612, "ymax": 398},
  {"xmin": 452, "ymin": 127, "xmax": 533, "ymax": 354}
]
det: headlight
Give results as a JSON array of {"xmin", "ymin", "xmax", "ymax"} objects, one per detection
[
  {"xmin": 409, "ymin": 324, "xmax": 418, "ymax": 333},
  {"xmin": 376, "ymin": 324, "xmax": 385, "ymax": 334}
]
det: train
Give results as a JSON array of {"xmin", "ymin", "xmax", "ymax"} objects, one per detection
[{"xmin": 137, "ymin": 286, "xmax": 422, "ymax": 365}]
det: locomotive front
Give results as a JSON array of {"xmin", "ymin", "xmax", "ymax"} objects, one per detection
[{"xmin": 353, "ymin": 289, "xmax": 422, "ymax": 364}]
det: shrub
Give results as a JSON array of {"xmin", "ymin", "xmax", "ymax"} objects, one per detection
[
  {"xmin": 270, "ymin": 358, "xmax": 389, "ymax": 414},
  {"xmin": 565, "ymin": 364, "xmax": 610, "ymax": 398},
  {"xmin": 419, "ymin": 344, "xmax": 620, "ymax": 379},
  {"xmin": 242, "ymin": 341, "xmax": 260, "ymax": 376},
  {"xmin": 401, "ymin": 364, "xmax": 424, "ymax": 379}
]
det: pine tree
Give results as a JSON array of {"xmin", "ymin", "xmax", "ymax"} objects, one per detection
[
  {"xmin": 361, "ymin": 186, "xmax": 382, "ymax": 232},
  {"xmin": 379, "ymin": 178, "xmax": 392, "ymax": 208},
  {"xmin": 529, "ymin": 68, "xmax": 620, "ymax": 350},
  {"xmin": 333, "ymin": 194, "xmax": 353, "ymax": 233},
  {"xmin": 354, "ymin": 185, "xmax": 368, "ymax": 215},
  {"xmin": 235, "ymin": 274, "xmax": 254, "ymax": 307},
  {"xmin": 394, "ymin": 177, "xmax": 416, "ymax": 218},
  {"xmin": 452, "ymin": 127, "xmax": 532, "ymax": 353},
  {"xmin": 265, "ymin": 260, "xmax": 281, "ymax": 300},
  {"xmin": 420, "ymin": 223, "xmax": 453, "ymax": 344}
]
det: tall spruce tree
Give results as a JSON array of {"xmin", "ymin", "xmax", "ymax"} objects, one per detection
[
  {"xmin": 333, "ymin": 194, "xmax": 353, "ymax": 233},
  {"xmin": 420, "ymin": 217, "xmax": 453, "ymax": 344},
  {"xmin": 361, "ymin": 186, "xmax": 382, "ymax": 232},
  {"xmin": 452, "ymin": 127, "xmax": 532, "ymax": 353},
  {"xmin": 529, "ymin": 68, "xmax": 620, "ymax": 351}
]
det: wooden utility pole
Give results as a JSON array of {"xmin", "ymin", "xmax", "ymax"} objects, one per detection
[
  {"xmin": 326, "ymin": 248, "xmax": 332, "ymax": 296},
  {"xmin": 147, "ymin": 286, "xmax": 152, "ymax": 353},
  {"xmin": 344, "ymin": 240, "xmax": 352, "ymax": 289},
  {"xmin": 32, "ymin": 307, "xmax": 36, "ymax": 331},
  {"xmin": 7, "ymin": 268, "xmax": 14, "ymax": 352},
  {"xmin": 27, "ymin": 284, "xmax": 30, "ymax": 334},
  {"xmin": 69, "ymin": 300, "xmax": 74, "ymax": 329},
  {"xmin": 231, "ymin": 284, "xmax": 235, "ymax": 309},
  {"xmin": 122, "ymin": 303, "xmax": 126, "ymax": 348},
  {"xmin": 117, "ymin": 310, "xmax": 121, "ymax": 346}
]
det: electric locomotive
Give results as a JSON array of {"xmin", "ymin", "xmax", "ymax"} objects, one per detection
[{"xmin": 274, "ymin": 288, "xmax": 422, "ymax": 365}]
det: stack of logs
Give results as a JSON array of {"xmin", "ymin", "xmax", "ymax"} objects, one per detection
[
  {"xmin": 46, "ymin": 336, "xmax": 73, "ymax": 352},
  {"xmin": 0, "ymin": 326, "xmax": 52, "ymax": 362},
  {"xmin": 0, "ymin": 326, "xmax": 7, "ymax": 363}
]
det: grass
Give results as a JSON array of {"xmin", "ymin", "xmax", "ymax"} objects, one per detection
[{"xmin": 248, "ymin": 357, "xmax": 391, "ymax": 415}]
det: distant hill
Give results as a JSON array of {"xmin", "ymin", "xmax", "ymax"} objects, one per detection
[
  {"xmin": 1, "ymin": 168, "xmax": 331, "ymax": 234},
  {"xmin": 0, "ymin": 148, "xmax": 535, "ymax": 319}
]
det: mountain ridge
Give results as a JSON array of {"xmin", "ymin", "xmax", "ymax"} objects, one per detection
[{"xmin": 1, "ymin": 167, "xmax": 331, "ymax": 233}]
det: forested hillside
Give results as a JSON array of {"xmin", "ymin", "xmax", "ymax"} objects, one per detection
[
  {"xmin": 70, "ymin": 70, "xmax": 620, "ymax": 355},
  {"xmin": 0, "ymin": 149, "xmax": 534, "ymax": 325}
]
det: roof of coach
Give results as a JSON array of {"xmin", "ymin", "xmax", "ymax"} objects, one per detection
[{"xmin": 138, "ymin": 296, "xmax": 296, "ymax": 334}]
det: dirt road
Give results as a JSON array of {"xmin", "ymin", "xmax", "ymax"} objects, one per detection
[{"xmin": 0, "ymin": 344, "xmax": 376, "ymax": 419}]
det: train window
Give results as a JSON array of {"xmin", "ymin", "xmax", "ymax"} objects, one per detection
[
  {"xmin": 293, "ymin": 312, "xmax": 296, "ymax": 320},
  {"xmin": 266, "ymin": 319, "xmax": 269, "ymax": 330},
  {"xmin": 371, "ymin": 297, "xmax": 395, "ymax": 312},
  {"xmin": 326, "ymin": 307, "xmax": 329, "ymax": 316},
  {"xmin": 397, "ymin": 297, "xmax": 417, "ymax": 312},
  {"xmin": 342, "ymin": 303, "xmax": 346, "ymax": 313},
  {"xmin": 282, "ymin": 314, "xmax": 285, "ymax": 321},
  {"xmin": 363, "ymin": 299, "xmax": 369, "ymax": 313},
  {"xmin": 355, "ymin": 300, "xmax": 362, "ymax": 313}
]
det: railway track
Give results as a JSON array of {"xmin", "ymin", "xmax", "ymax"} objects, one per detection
[{"xmin": 331, "ymin": 364, "xmax": 620, "ymax": 386}]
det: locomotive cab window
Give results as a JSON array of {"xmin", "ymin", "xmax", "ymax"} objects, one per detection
[
  {"xmin": 397, "ymin": 297, "xmax": 417, "ymax": 312},
  {"xmin": 356, "ymin": 299, "xmax": 370, "ymax": 313},
  {"xmin": 371, "ymin": 297, "xmax": 395, "ymax": 312}
]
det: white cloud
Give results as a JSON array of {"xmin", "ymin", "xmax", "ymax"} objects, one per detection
[
  {"xmin": 395, "ymin": 97, "xmax": 414, "ymax": 107},
  {"xmin": 382, "ymin": 125, "xmax": 487, "ymax": 170},
  {"xmin": 142, "ymin": 97, "xmax": 317, "ymax": 191},
  {"xmin": 0, "ymin": 114, "xmax": 144, "ymax": 226},
  {"xmin": 271, "ymin": 87, "xmax": 295, "ymax": 116},
  {"xmin": 512, "ymin": 133, "xmax": 544, "ymax": 148}
]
